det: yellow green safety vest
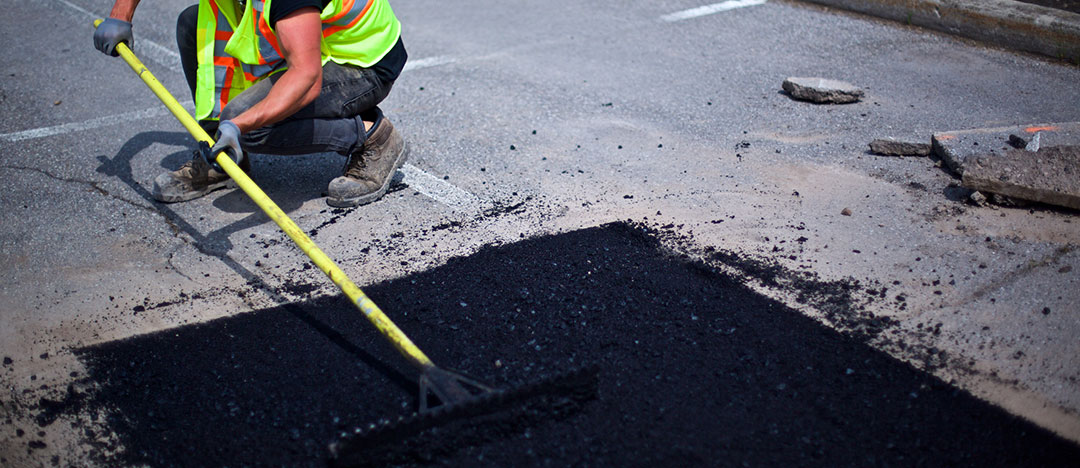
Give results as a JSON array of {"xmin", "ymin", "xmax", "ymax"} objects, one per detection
[{"xmin": 195, "ymin": 0, "xmax": 401, "ymax": 120}]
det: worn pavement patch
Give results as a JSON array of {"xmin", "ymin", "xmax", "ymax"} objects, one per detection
[{"xmin": 39, "ymin": 223, "xmax": 1079, "ymax": 466}]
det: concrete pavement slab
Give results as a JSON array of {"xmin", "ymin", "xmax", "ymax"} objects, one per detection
[
  {"xmin": 962, "ymin": 145, "xmax": 1080, "ymax": 209},
  {"xmin": 932, "ymin": 121, "xmax": 1080, "ymax": 174}
]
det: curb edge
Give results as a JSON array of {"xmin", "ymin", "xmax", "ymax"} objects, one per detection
[{"xmin": 796, "ymin": 0, "xmax": 1080, "ymax": 63}]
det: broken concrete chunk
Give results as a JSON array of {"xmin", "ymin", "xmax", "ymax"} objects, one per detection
[
  {"xmin": 932, "ymin": 122, "xmax": 1080, "ymax": 176},
  {"xmin": 869, "ymin": 138, "xmax": 931, "ymax": 156},
  {"xmin": 961, "ymin": 146, "xmax": 1080, "ymax": 210},
  {"xmin": 1026, "ymin": 132, "xmax": 1041, "ymax": 152},
  {"xmin": 968, "ymin": 190, "xmax": 987, "ymax": 207},
  {"xmin": 782, "ymin": 77, "xmax": 863, "ymax": 104}
]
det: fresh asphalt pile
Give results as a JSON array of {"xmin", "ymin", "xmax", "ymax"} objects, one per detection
[{"xmin": 49, "ymin": 223, "xmax": 1079, "ymax": 466}]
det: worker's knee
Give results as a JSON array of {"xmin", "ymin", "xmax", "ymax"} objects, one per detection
[{"xmin": 219, "ymin": 78, "xmax": 271, "ymax": 122}]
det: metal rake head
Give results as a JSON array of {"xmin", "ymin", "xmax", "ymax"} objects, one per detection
[{"xmin": 418, "ymin": 366, "xmax": 494, "ymax": 413}]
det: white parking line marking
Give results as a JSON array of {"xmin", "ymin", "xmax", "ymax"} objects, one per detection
[
  {"xmin": 136, "ymin": 40, "xmax": 184, "ymax": 74},
  {"xmin": 53, "ymin": 0, "xmax": 96, "ymax": 20},
  {"xmin": 660, "ymin": 0, "xmax": 767, "ymax": 22},
  {"xmin": 398, "ymin": 163, "xmax": 486, "ymax": 214},
  {"xmin": 402, "ymin": 56, "xmax": 456, "ymax": 72},
  {"xmin": 54, "ymin": 0, "xmax": 183, "ymax": 72},
  {"xmin": 1, "ymin": 101, "xmax": 195, "ymax": 142}
]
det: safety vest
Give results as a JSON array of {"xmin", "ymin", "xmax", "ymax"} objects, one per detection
[{"xmin": 194, "ymin": 0, "xmax": 401, "ymax": 120}]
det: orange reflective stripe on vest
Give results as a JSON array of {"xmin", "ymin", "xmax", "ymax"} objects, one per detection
[
  {"xmin": 321, "ymin": 0, "xmax": 374, "ymax": 38},
  {"xmin": 195, "ymin": 0, "xmax": 400, "ymax": 121}
]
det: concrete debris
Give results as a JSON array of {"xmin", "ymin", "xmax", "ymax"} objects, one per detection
[
  {"xmin": 1026, "ymin": 132, "xmax": 1041, "ymax": 152},
  {"xmin": 961, "ymin": 146, "xmax": 1080, "ymax": 210},
  {"xmin": 782, "ymin": 77, "xmax": 863, "ymax": 104},
  {"xmin": 968, "ymin": 191, "xmax": 987, "ymax": 207},
  {"xmin": 869, "ymin": 138, "xmax": 931, "ymax": 156},
  {"xmin": 990, "ymin": 192, "xmax": 1029, "ymax": 208},
  {"xmin": 932, "ymin": 122, "xmax": 1080, "ymax": 176}
]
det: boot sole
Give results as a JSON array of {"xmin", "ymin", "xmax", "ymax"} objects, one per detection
[{"xmin": 327, "ymin": 141, "xmax": 409, "ymax": 208}]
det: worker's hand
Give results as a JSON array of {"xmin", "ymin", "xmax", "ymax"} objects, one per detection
[
  {"xmin": 93, "ymin": 18, "xmax": 134, "ymax": 57},
  {"xmin": 211, "ymin": 120, "xmax": 243, "ymax": 164}
]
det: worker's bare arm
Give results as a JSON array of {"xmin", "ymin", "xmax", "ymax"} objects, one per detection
[
  {"xmin": 229, "ymin": 7, "xmax": 324, "ymax": 133},
  {"xmin": 108, "ymin": 0, "xmax": 141, "ymax": 21}
]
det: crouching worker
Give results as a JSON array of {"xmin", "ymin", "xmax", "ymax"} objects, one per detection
[{"xmin": 93, "ymin": 0, "xmax": 408, "ymax": 207}]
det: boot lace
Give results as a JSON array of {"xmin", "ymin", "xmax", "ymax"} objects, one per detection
[{"xmin": 343, "ymin": 151, "xmax": 368, "ymax": 179}]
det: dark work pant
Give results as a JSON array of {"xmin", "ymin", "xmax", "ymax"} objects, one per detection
[{"xmin": 176, "ymin": 4, "xmax": 394, "ymax": 156}]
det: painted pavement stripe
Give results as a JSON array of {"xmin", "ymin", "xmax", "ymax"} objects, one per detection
[
  {"xmin": 398, "ymin": 163, "xmax": 487, "ymax": 213},
  {"xmin": 402, "ymin": 56, "xmax": 457, "ymax": 72},
  {"xmin": 4, "ymin": 53, "xmax": 454, "ymax": 143},
  {"xmin": 3, "ymin": 114, "xmax": 486, "ymax": 212},
  {"xmin": 660, "ymin": 0, "xmax": 767, "ymax": 22},
  {"xmin": 54, "ymin": 0, "xmax": 183, "ymax": 73},
  {"xmin": 1, "ymin": 101, "xmax": 194, "ymax": 142}
]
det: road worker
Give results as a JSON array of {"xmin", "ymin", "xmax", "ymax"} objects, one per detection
[{"xmin": 94, "ymin": 0, "xmax": 408, "ymax": 207}]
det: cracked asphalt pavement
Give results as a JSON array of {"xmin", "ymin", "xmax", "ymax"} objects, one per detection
[{"xmin": 2, "ymin": 0, "xmax": 1079, "ymax": 465}]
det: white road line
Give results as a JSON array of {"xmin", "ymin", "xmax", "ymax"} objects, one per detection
[
  {"xmin": 136, "ymin": 40, "xmax": 184, "ymax": 74},
  {"xmin": 54, "ymin": 0, "xmax": 183, "ymax": 73},
  {"xmin": 660, "ymin": 0, "xmax": 767, "ymax": 22},
  {"xmin": 1, "ymin": 101, "xmax": 194, "ymax": 142},
  {"xmin": 53, "ymin": 0, "xmax": 96, "ymax": 20},
  {"xmin": 398, "ymin": 163, "xmax": 486, "ymax": 214},
  {"xmin": 402, "ymin": 56, "xmax": 456, "ymax": 72}
]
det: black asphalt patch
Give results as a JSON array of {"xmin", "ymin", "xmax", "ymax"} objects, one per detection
[{"xmin": 70, "ymin": 223, "xmax": 1078, "ymax": 466}]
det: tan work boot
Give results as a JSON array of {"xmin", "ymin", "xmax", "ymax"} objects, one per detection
[
  {"xmin": 152, "ymin": 152, "xmax": 250, "ymax": 203},
  {"xmin": 326, "ymin": 114, "xmax": 407, "ymax": 208}
]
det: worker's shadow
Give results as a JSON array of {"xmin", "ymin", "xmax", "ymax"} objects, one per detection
[
  {"xmin": 95, "ymin": 130, "xmax": 332, "ymax": 256},
  {"xmin": 94, "ymin": 130, "xmax": 413, "ymax": 393}
]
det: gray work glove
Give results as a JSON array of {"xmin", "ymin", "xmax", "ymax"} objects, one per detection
[
  {"xmin": 211, "ymin": 120, "xmax": 243, "ymax": 165},
  {"xmin": 93, "ymin": 18, "xmax": 133, "ymax": 57}
]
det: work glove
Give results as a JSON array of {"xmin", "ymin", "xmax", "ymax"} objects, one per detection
[
  {"xmin": 93, "ymin": 18, "xmax": 133, "ymax": 57},
  {"xmin": 210, "ymin": 120, "xmax": 244, "ymax": 165}
]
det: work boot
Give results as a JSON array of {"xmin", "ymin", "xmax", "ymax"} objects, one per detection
[
  {"xmin": 326, "ymin": 111, "xmax": 407, "ymax": 208},
  {"xmin": 152, "ymin": 151, "xmax": 250, "ymax": 203}
]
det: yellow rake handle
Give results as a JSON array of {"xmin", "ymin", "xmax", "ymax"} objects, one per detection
[{"xmin": 94, "ymin": 20, "xmax": 434, "ymax": 370}]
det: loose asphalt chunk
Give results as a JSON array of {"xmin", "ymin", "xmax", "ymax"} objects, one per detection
[
  {"xmin": 962, "ymin": 145, "xmax": 1080, "ymax": 210},
  {"xmin": 782, "ymin": 77, "xmax": 864, "ymax": 104}
]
